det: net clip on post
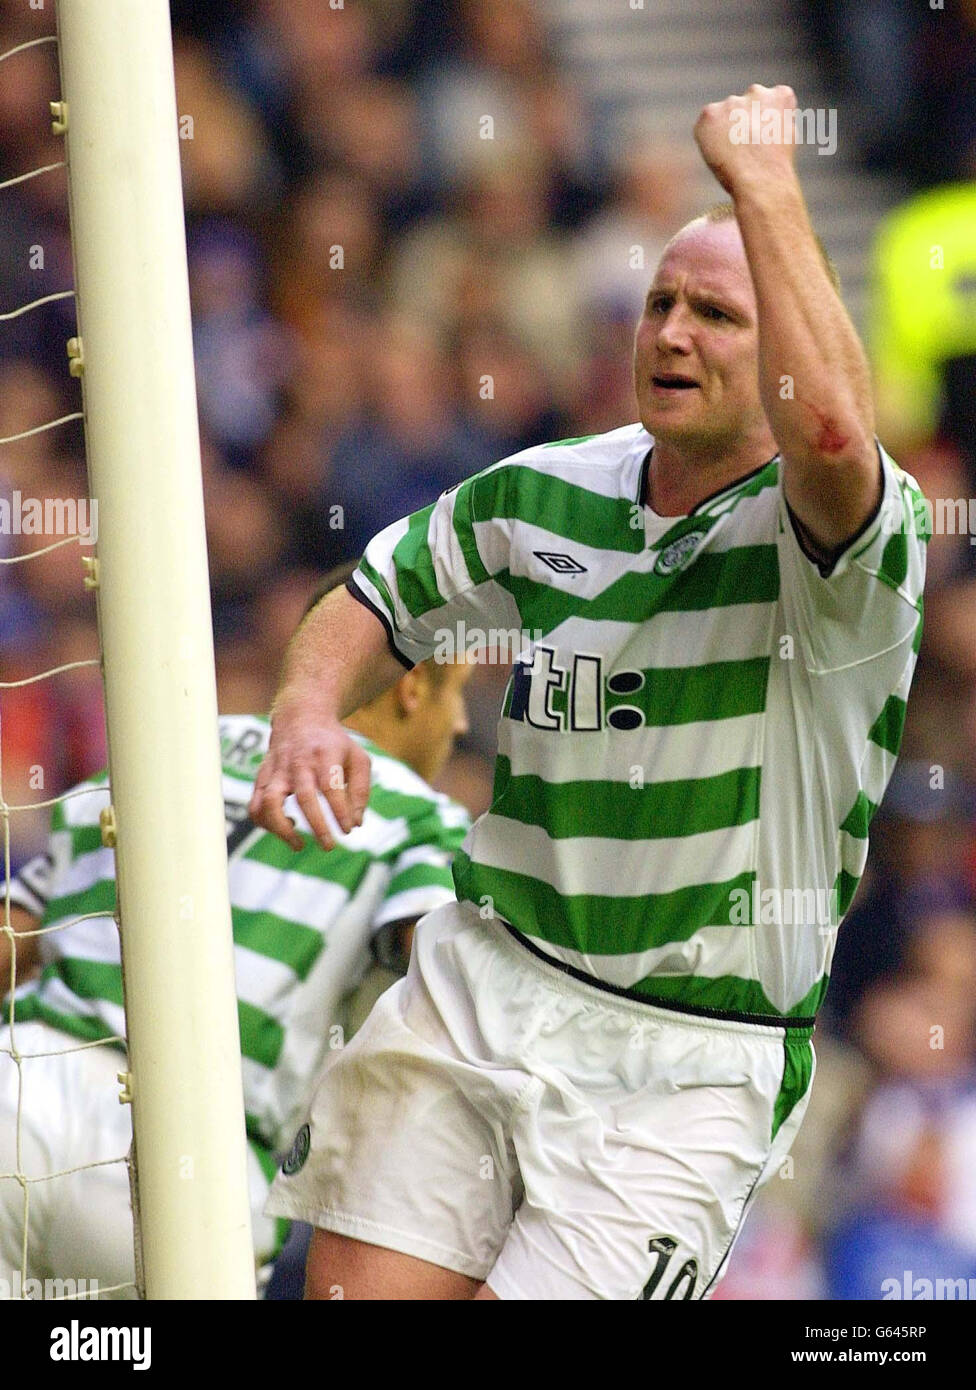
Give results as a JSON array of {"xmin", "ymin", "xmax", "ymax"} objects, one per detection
[
  {"xmin": 66, "ymin": 335, "xmax": 84, "ymax": 377},
  {"xmin": 49, "ymin": 100, "xmax": 68, "ymax": 136},
  {"xmin": 82, "ymin": 555, "xmax": 99, "ymax": 589},
  {"xmin": 117, "ymin": 1071, "xmax": 133, "ymax": 1106},
  {"xmin": 99, "ymin": 804, "xmax": 117, "ymax": 848}
]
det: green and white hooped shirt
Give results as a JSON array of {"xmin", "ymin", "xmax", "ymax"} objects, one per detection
[
  {"xmin": 350, "ymin": 423, "xmax": 926, "ymax": 1030},
  {"xmin": 5, "ymin": 714, "xmax": 470, "ymax": 1154}
]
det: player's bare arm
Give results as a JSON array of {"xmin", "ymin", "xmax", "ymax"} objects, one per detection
[
  {"xmin": 249, "ymin": 586, "xmax": 406, "ymax": 851},
  {"xmin": 695, "ymin": 84, "xmax": 879, "ymax": 554}
]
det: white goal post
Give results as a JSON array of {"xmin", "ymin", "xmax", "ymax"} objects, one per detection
[{"xmin": 54, "ymin": 0, "xmax": 256, "ymax": 1298}]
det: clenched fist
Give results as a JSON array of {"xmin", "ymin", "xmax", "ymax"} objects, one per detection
[{"xmin": 694, "ymin": 84, "xmax": 800, "ymax": 196}]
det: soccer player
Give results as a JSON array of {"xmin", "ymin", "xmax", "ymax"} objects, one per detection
[
  {"xmin": 0, "ymin": 573, "xmax": 472, "ymax": 1297},
  {"xmin": 251, "ymin": 87, "xmax": 927, "ymax": 1300}
]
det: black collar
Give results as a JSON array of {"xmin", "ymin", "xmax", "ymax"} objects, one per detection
[{"xmin": 637, "ymin": 445, "xmax": 779, "ymax": 515}]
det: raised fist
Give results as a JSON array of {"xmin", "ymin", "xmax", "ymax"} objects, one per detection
[{"xmin": 694, "ymin": 84, "xmax": 800, "ymax": 195}]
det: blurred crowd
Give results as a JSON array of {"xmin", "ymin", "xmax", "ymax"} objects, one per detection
[
  {"xmin": 796, "ymin": 0, "xmax": 976, "ymax": 184},
  {"xmin": 728, "ymin": 0, "xmax": 976, "ymax": 1304},
  {"xmin": 0, "ymin": 0, "xmax": 974, "ymax": 1300}
]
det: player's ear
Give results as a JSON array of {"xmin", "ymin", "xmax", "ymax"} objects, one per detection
[{"xmin": 393, "ymin": 667, "xmax": 424, "ymax": 717}]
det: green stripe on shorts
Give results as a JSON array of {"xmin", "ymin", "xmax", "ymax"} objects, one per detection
[{"xmin": 771, "ymin": 1031, "xmax": 814, "ymax": 1141}]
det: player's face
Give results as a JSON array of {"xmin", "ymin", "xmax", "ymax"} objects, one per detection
[
  {"xmin": 633, "ymin": 219, "xmax": 769, "ymax": 456},
  {"xmin": 414, "ymin": 659, "xmax": 475, "ymax": 784}
]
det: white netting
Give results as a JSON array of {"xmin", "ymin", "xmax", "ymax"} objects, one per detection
[{"xmin": 0, "ymin": 29, "xmax": 132, "ymax": 1302}]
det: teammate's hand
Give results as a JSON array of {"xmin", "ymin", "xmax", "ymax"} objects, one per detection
[
  {"xmin": 694, "ymin": 84, "xmax": 799, "ymax": 196},
  {"xmin": 248, "ymin": 702, "xmax": 371, "ymax": 852}
]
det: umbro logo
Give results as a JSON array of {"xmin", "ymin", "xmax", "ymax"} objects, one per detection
[{"xmin": 533, "ymin": 550, "xmax": 587, "ymax": 574}]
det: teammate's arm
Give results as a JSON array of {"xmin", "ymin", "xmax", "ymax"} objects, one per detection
[
  {"xmin": 249, "ymin": 586, "xmax": 407, "ymax": 851},
  {"xmin": 695, "ymin": 84, "xmax": 879, "ymax": 555}
]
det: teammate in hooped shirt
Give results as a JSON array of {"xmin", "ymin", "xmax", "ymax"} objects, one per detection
[{"xmin": 0, "ymin": 567, "xmax": 472, "ymax": 1295}]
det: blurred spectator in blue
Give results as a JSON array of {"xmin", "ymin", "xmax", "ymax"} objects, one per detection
[
  {"xmin": 827, "ymin": 1204, "xmax": 976, "ymax": 1301},
  {"xmin": 794, "ymin": 0, "xmax": 976, "ymax": 184},
  {"xmin": 271, "ymin": 171, "xmax": 385, "ymax": 327},
  {"xmin": 825, "ymin": 909, "xmax": 976, "ymax": 1299},
  {"xmin": 189, "ymin": 220, "xmax": 292, "ymax": 470},
  {"xmin": 173, "ymin": 36, "xmax": 279, "ymax": 217},
  {"xmin": 824, "ymin": 762, "xmax": 975, "ymax": 1036},
  {"xmin": 260, "ymin": 318, "xmax": 366, "ymax": 572},
  {"xmin": 0, "ymin": 15, "xmax": 74, "ymax": 379},
  {"xmin": 826, "ymin": 1080, "xmax": 976, "ymax": 1300},
  {"xmin": 452, "ymin": 319, "xmax": 567, "ymax": 459},
  {"xmin": 370, "ymin": 0, "xmax": 460, "ymax": 81},
  {"xmin": 0, "ymin": 363, "xmax": 84, "ymax": 656},
  {"xmin": 794, "ymin": 0, "xmax": 924, "ymax": 174},
  {"xmin": 326, "ymin": 314, "xmax": 494, "ymax": 555},
  {"xmin": 858, "ymin": 908, "xmax": 976, "ymax": 1085},
  {"xmin": 520, "ymin": 63, "xmax": 608, "ymax": 230},
  {"xmin": 203, "ymin": 451, "xmax": 288, "ymax": 638},
  {"xmin": 212, "ymin": 0, "xmax": 379, "ymax": 186},
  {"xmin": 415, "ymin": 0, "xmax": 596, "ymax": 192},
  {"xmin": 569, "ymin": 307, "xmax": 641, "ymax": 437},
  {"xmin": 303, "ymin": 75, "xmax": 434, "ymax": 235},
  {"xmin": 390, "ymin": 147, "xmax": 583, "ymax": 393}
]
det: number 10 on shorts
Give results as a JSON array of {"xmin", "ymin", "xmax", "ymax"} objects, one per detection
[{"xmin": 640, "ymin": 1237, "xmax": 699, "ymax": 1301}]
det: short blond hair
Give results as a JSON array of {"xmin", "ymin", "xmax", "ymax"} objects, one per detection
[{"xmin": 695, "ymin": 200, "xmax": 841, "ymax": 293}]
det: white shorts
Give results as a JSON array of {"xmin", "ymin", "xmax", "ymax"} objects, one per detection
[
  {"xmin": 266, "ymin": 901, "xmax": 816, "ymax": 1300},
  {"xmin": 0, "ymin": 1021, "xmax": 280, "ymax": 1298}
]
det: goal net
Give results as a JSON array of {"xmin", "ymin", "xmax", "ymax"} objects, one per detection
[{"xmin": 0, "ymin": 0, "xmax": 255, "ymax": 1300}]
